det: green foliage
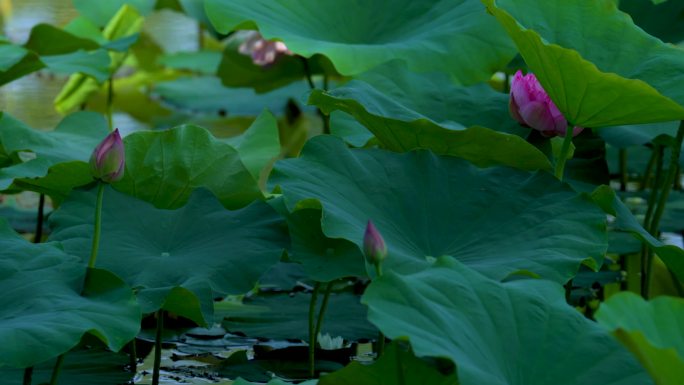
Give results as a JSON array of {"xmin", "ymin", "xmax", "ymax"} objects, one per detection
[
  {"xmin": 308, "ymin": 62, "xmax": 550, "ymax": 171},
  {"xmin": 318, "ymin": 341, "xmax": 458, "ymax": 385},
  {"xmin": 484, "ymin": 0, "xmax": 684, "ymax": 127},
  {"xmin": 114, "ymin": 124, "xmax": 261, "ymax": 209},
  {"xmin": 271, "ymin": 135, "xmax": 607, "ymax": 282},
  {"xmin": 596, "ymin": 292, "xmax": 684, "ymax": 385},
  {"xmin": 221, "ymin": 291, "xmax": 376, "ymax": 341},
  {"xmin": 49, "ymin": 187, "xmax": 286, "ymax": 325},
  {"xmin": 363, "ymin": 257, "xmax": 653, "ymax": 385},
  {"xmin": 205, "ymin": 0, "xmax": 516, "ymax": 83},
  {"xmin": 0, "ymin": 112, "xmax": 107, "ymax": 199},
  {"xmin": 0, "ymin": 219, "xmax": 140, "ymax": 368}
]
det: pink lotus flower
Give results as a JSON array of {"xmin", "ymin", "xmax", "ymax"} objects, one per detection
[
  {"xmin": 363, "ymin": 220, "xmax": 387, "ymax": 265},
  {"xmin": 238, "ymin": 31, "xmax": 292, "ymax": 67},
  {"xmin": 509, "ymin": 70, "xmax": 583, "ymax": 137},
  {"xmin": 90, "ymin": 128, "xmax": 125, "ymax": 183}
]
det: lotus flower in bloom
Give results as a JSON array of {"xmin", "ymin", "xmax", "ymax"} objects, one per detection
[
  {"xmin": 90, "ymin": 128, "xmax": 125, "ymax": 183},
  {"xmin": 238, "ymin": 31, "xmax": 292, "ymax": 67},
  {"xmin": 509, "ymin": 70, "xmax": 583, "ymax": 137},
  {"xmin": 363, "ymin": 220, "xmax": 387, "ymax": 265}
]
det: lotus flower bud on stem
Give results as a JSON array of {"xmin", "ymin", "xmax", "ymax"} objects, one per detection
[
  {"xmin": 90, "ymin": 128, "xmax": 125, "ymax": 183},
  {"xmin": 509, "ymin": 70, "xmax": 583, "ymax": 138},
  {"xmin": 238, "ymin": 31, "xmax": 292, "ymax": 67},
  {"xmin": 363, "ymin": 220, "xmax": 387, "ymax": 269}
]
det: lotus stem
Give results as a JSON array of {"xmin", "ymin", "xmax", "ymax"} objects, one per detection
[
  {"xmin": 129, "ymin": 339, "xmax": 137, "ymax": 376},
  {"xmin": 152, "ymin": 311, "xmax": 164, "ymax": 385},
  {"xmin": 300, "ymin": 57, "xmax": 330, "ymax": 134},
  {"xmin": 374, "ymin": 262, "xmax": 385, "ymax": 357},
  {"xmin": 643, "ymin": 120, "xmax": 684, "ymax": 298},
  {"xmin": 87, "ymin": 183, "xmax": 105, "ymax": 269},
  {"xmin": 643, "ymin": 145, "xmax": 664, "ymax": 229},
  {"xmin": 308, "ymin": 282, "xmax": 322, "ymax": 378},
  {"xmin": 23, "ymin": 367, "xmax": 33, "ymax": 385},
  {"xmin": 33, "ymin": 194, "xmax": 45, "ymax": 243},
  {"xmin": 106, "ymin": 76, "xmax": 114, "ymax": 131},
  {"xmin": 48, "ymin": 354, "xmax": 65, "ymax": 385},
  {"xmin": 639, "ymin": 145, "xmax": 658, "ymax": 191},
  {"xmin": 554, "ymin": 126, "xmax": 574, "ymax": 181},
  {"xmin": 314, "ymin": 281, "xmax": 334, "ymax": 345},
  {"xmin": 619, "ymin": 148, "xmax": 628, "ymax": 191}
]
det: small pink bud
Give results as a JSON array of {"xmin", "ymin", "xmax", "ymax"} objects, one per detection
[
  {"xmin": 363, "ymin": 220, "xmax": 387, "ymax": 265},
  {"xmin": 90, "ymin": 128, "xmax": 125, "ymax": 183},
  {"xmin": 509, "ymin": 70, "xmax": 583, "ymax": 137},
  {"xmin": 238, "ymin": 31, "xmax": 292, "ymax": 67}
]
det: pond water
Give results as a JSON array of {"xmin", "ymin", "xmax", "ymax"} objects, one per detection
[{"xmin": 0, "ymin": 0, "xmax": 199, "ymax": 131}]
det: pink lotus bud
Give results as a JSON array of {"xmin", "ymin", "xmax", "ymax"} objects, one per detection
[
  {"xmin": 238, "ymin": 31, "xmax": 292, "ymax": 67},
  {"xmin": 363, "ymin": 220, "xmax": 387, "ymax": 265},
  {"xmin": 509, "ymin": 70, "xmax": 583, "ymax": 137},
  {"xmin": 90, "ymin": 128, "xmax": 125, "ymax": 183}
]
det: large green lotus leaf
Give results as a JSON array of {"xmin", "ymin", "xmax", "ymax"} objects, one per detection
[
  {"xmin": 158, "ymin": 51, "xmax": 222, "ymax": 75},
  {"xmin": 285, "ymin": 208, "xmax": 366, "ymax": 282},
  {"xmin": 23, "ymin": 24, "xmax": 99, "ymax": 55},
  {"xmin": 0, "ymin": 42, "xmax": 44, "ymax": 86},
  {"xmin": 0, "ymin": 44, "xmax": 29, "ymax": 72},
  {"xmin": 0, "ymin": 219, "xmax": 140, "ymax": 368},
  {"xmin": 49, "ymin": 187, "xmax": 286, "ymax": 325},
  {"xmin": 363, "ymin": 257, "xmax": 652, "ymax": 385},
  {"xmin": 330, "ymin": 111, "xmax": 373, "ymax": 147},
  {"xmin": 41, "ymin": 49, "xmax": 111, "ymax": 82},
  {"xmin": 592, "ymin": 185, "xmax": 684, "ymax": 283},
  {"xmin": 0, "ymin": 112, "xmax": 107, "ymax": 195},
  {"xmin": 2, "ymin": 348, "xmax": 132, "ymax": 385},
  {"xmin": 270, "ymin": 135, "xmax": 607, "ymax": 283},
  {"xmin": 483, "ymin": 0, "xmax": 684, "ymax": 127},
  {"xmin": 599, "ymin": 122, "xmax": 679, "ymax": 148},
  {"xmin": 224, "ymin": 109, "xmax": 281, "ymax": 185},
  {"xmin": 596, "ymin": 292, "xmax": 684, "ymax": 385},
  {"xmin": 205, "ymin": 0, "xmax": 515, "ymax": 84},
  {"xmin": 113, "ymin": 124, "xmax": 261, "ymax": 210},
  {"xmin": 221, "ymin": 291, "xmax": 377, "ymax": 341},
  {"xmin": 73, "ymin": 0, "xmax": 156, "ymax": 27},
  {"xmin": 309, "ymin": 62, "xmax": 550, "ymax": 171},
  {"xmin": 0, "ymin": 24, "xmax": 108, "ymax": 85},
  {"xmin": 318, "ymin": 342, "xmax": 457, "ymax": 385},
  {"xmin": 152, "ymin": 76, "xmax": 316, "ymax": 116},
  {"xmin": 619, "ymin": 0, "xmax": 684, "ymax": 44}
]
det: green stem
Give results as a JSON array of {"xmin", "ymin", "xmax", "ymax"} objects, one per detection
[
  {"xmin": 643, "ymin": 120, "xmax": 684, "ymax": 299},
  {"xmin": 33, "ymin": 194, "xmax": 45, "ymax": 243},
  {"xmin": 619, "ymin": 148, "xmax": 628, "ymax": 192},
  {"xmin": 308, "ymin": 282, "xmax": 321, "ymax": 378},
  {"xmin": 129, "ymin": 338, "xmax": 137, "ymax": 375},
  {"xmin": 23, "ymin": 367, "xmax": 33, "ymax": 385},
  {"xmin": 87, "ymin": 183, "xmax": 105, "ymax": 269},
  {"xmin": 300, "ymin": 57, "xmax": 330, "ymax": 134},
  {"xmin": 106, "ymin": 76, "xmax": 114, "ymax": 131},
  {"xmin": 152, "ymin": 311, "xmax": 164, "ymax": 385},
  {"xmin": 301, "ymin": 57, "xmax": 316, "ymax": 90},
  {"xmin": 643, "ymin": 145, "xmax": 665, "ymax": 229},
  {"xmin": 49, "ymin": 354, "xmax": 65, "ymax": 385},
  {"xmin": 639, "ymin": 145, "xmax": 658, "ymax": 191},
  {"xmin": 374, "ymin": 262, "xmax": 385, "ymax": 357},
  {"xmin": 314, "ymin": 281, "xmax": 334, "ymax": 343},
  {"xmin": 554, "ymin": 126, "xmax": 574, "ymax": 181}
]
